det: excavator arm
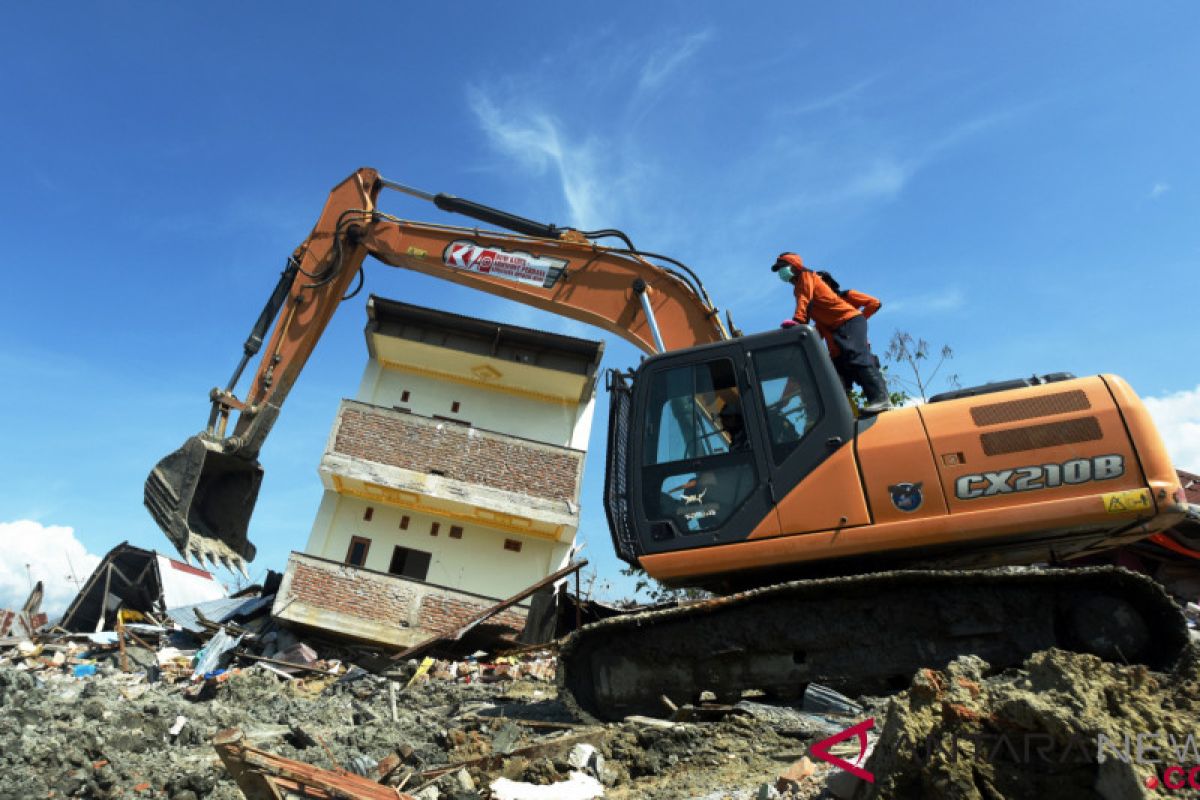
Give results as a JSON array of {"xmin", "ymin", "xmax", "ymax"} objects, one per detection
[{"xmin": 145, "ymin": 167, "xmax": 728, "ymax": 571}]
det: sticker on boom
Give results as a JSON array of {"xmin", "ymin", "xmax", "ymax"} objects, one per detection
[
  {"xmin": 955, "ymin": 454, "xmax": 1124, "ymax": 500},
  {"xmin": 443, "ymin": 240, "xmax": 567, "ymax": 289}
]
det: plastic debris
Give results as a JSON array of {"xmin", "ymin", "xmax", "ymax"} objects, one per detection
[{"xmin": 192, "ymin": 628, "xmax": 243, "ymax": 678}]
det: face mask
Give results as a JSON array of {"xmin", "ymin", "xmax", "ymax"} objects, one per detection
[{"xmin": 777, "ymin": 266, "xmax": 795, "ymax": 283}]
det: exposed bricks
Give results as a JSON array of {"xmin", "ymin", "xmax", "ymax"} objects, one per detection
[
  {"xmin": 418, "ymin": 594, "xmax": 525, "ymax": 634},
  {"xmin": 333, "ymin": 403, "xmax": 582, "ymax": 504},
  {"xmin": 279, "ymin": 554, "xmax": 526, "ymax": 644},
  {"xmin": 289, "ymin": 562, "xmax": 416, "ymax": 623}
]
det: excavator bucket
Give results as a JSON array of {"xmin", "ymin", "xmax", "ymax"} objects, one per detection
[{"xmin": 144, "ymin": 435, "xmax": 260, "ymax": 575}]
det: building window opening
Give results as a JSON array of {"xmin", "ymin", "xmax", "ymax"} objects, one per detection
[
  {"xmin": 451, "ymin": 401, "xmax": 461, "ymax": 413},
  {"xmin": 504, "ymin": 538, "xmax": 523, "ymax": 553},
  {"xmin": 401, "ymin": 390, "xmax": 410, "ymax": 402},
  {"xmin": 399, "ymin": 515, "xmax": 410, "ymax": 530},
  {"xmin": 430, "ymin": 522, "xmax": 440, "ymax": 536},
  {"xmin": 449, "ymin": 525, "xmax": 463, "ymax": 539},
  {"xmin": 345, "ymin": 536, "xmax": 371, "ymax": 567},
  {"xmin": 362, "ymin": 506, "xmax": 374, "ymax": 522},
  {"xmin": 388, "ymin": 546, "xmax": 432, "ymax": 581}
]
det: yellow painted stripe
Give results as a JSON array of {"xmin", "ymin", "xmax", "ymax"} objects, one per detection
[{"xmin": 331, "ymin": 475, "xmax": 566, "ymax": 542}]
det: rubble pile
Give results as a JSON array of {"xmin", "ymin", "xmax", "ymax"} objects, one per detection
[
  {"xmin": 6, "ymin": 584, "xmax": 1200, "ymax": 800},
  {"xmin": 0, "ymin": 636, "xmax": 845, "ymax": 800},
  {"xmin": 858, "ymin": 647, "xmax": 1200, "ymax": 800}
]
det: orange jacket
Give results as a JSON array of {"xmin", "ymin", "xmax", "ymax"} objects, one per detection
[
  {"xmin": 816, "ymin": 288, "xmax": 882, "ymax": 358},
  {"xmin": 790, "ymin": 268, "xmax": 860, "ymax": 328}
]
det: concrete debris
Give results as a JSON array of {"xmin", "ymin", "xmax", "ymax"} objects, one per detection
[
  {"xmin": 4, "ymin": 584, "xmax": 1200, "ymax": 800},
  {"xmin": 567, "ymin": 742, "xmax": 597, "ymax": 769},
  {"xmin": 853, "ymin": 648, "xmax": 1200, "ymax": 800},
  {"xmin": 774, "ymin": 756, "xmax": 816, "ymax": 794}
]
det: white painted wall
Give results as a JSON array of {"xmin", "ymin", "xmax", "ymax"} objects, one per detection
[
  {"xmin": 304, "ymin": 490, "xmax": 572, "ymax": 600},
  {"xmin": 357, "ymin": 362, "xmax": 595, "ymax": 450}
]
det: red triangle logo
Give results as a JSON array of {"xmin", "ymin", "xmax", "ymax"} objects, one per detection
[{"xmin": 810, "ymin": 717, "xmax": 875, "ymax": 783}]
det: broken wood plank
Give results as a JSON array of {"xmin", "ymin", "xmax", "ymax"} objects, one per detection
[
  {"xmin": 234, "ymin": 652, "xmax": 342, "ymax": 677},
  {"xmin": 213, "ymin": 727, "xmax": 415, "ymax": 800},
  {"xmin": 389, "ymin": 560, "xmax": 587, "ymax": 663},
  {"xmin": 415, "ymin": 728, "xmax": 607, "ymax": 780}
]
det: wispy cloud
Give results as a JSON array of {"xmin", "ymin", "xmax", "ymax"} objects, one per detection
[
  {"xmin": 886, "ymin": 287, "xmax": 966, "ymax": 315},
  {"xmin": 730, "ymin": 104, "xmax": 1021, "ymax": 236},
  {"xmin": 1144, "ymin": 383, "xmax": 1200, "ymax": 472},
  {"xmin": 638, "ymin": 30, "xmax": 713, "ymax": 92},
  {"xmin": 468, "ymin": 90, "xmax": 608, "ymax": 229},
  {"xmin": 1149, "ymin": 181, "xmax": 1171, "ymax": 200},
  {"xmin": 771, "ymin": 76, "xmax": 882, "ymax": 119},
  {"xmin": 467, "ymin": 29, "xmax": 715, "ymax": 234}
]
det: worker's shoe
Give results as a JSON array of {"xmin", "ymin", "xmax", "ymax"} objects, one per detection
[
  {"xmin": 860, "ymin": 397, "xmax": 893, "ymax": 415},
  {"xmin": 857, "ymin": 368, "xmax": 893, "ymax": 415}
]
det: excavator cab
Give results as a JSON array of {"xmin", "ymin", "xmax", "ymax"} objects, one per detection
[{"xmin": 606, "ymin": 324, "xmax": 855, "ymax": 568}]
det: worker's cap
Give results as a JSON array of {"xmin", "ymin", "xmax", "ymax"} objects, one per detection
[{"xmin": 771, "ymin": 252, "xmax": 804, "ymax": 272}]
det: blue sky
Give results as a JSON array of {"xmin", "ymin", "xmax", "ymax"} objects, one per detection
[{"xmin": 1, "ymin": 3, "xmax": 1197, "ymax": 608}]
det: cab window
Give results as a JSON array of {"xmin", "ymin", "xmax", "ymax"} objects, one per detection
[
  {"xmin": 752, "ymin": 345, "xmax": 824, "ymax": 464},
  {"xmin": 640, "ymin": 359, "xmax": 756, "ymax": 534}
]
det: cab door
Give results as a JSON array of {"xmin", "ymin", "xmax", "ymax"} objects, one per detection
[
  {"xmin": 744, "ymin": 330, "xmax": 863, "ymax": 537},
  {"xmin": 630, "ymin": 341, "xmax": 777, "ymax": 555}
]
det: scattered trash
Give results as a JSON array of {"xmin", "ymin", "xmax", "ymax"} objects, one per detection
[
  {"xmin": 490, "ymin": 772, "xmax": 605, "ymax": 800},
  {"xmin": 567, "ymin": 742, "xmax": 596, "ymax": 770},
  {"xmin": 192, "ymin": 627, "xmax": 243, "ymax": 678},
  {"xmin": 801, "ymin": 683, "xmax": 862, "ymax": 716},
  {"xmin": 5, "ymin": 572, "xmax": 1200, "ymax": 800}
]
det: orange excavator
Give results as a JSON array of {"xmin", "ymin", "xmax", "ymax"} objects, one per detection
[{"xmin": 146, "ymin": 168, "xmax": 1190, "ymax": 719}]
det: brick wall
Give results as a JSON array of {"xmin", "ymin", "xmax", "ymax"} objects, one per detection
[
  {"xmin": 0, "ymin": 610, "xmax": 48, "ymax": 636},
  {"xmin": 332, "ymin": 401, "xmax": 583, "ymax": 504},
  {"xmin": 274, "ymin": 552, "xmax": 527, "ymax": 648}
]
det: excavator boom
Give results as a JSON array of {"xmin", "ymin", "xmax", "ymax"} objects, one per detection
[{"xmin": 145, "ymin": 168, "xmax": 727, "ymax": 570}]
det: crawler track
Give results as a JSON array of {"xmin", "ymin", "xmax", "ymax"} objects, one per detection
[{"xmin": 558, "ymin": 567, "xmax": 1188, "ymax": 721}]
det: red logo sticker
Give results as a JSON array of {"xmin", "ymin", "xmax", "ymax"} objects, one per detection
[{"xmin": 810, "ymin": 718, "xmax": 876, "ymax": 783}]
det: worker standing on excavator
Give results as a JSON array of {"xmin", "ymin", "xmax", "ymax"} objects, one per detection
[
  {"xmin": 772, "ymin": 253, "xmax": 892, "ymax": 413},
  {"xmin": 815, "ymin": 269, "xmax": 883, "ymax": 395}
]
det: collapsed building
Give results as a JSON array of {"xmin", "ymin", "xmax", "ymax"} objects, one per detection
[
  {"xmin": 58, "ymin": 542, "xmax": 227, "ymax": 632},
  {"xmin": 272, "ymin": 296, "xmax": 603, "ymax": 649}
]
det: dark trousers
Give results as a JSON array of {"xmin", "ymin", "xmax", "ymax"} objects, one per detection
[{"xmin": 830, "ymin": 315, "xmax": 889, "ymax": 403}]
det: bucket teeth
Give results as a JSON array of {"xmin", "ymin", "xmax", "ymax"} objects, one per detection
[{"xmin": 181, "ymin": 533, "xmax": 249, "ymax": 578}]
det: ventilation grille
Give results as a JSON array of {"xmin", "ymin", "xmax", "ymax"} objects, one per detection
[
  {"xmin": 970, "ymin": 390, "xmax": 1091, "ymax": 427},
  {"xmin": 979, "ymin": 417, "xmax": 1103, "ymax": 456}
]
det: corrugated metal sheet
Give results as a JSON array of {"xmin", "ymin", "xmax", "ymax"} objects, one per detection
[{"xmin": 166, "ymin": 595, "xmax": 273, "ymax": 633}]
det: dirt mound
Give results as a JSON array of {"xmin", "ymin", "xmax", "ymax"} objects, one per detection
[{"xmin": 857, "ymin": 648, "xmax": 1200, "ymax": 799}]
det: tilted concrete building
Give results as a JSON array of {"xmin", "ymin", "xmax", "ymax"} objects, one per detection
[{"xmin": 272, "ymin": 296, "xmax": 602, "ymax": 647}]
